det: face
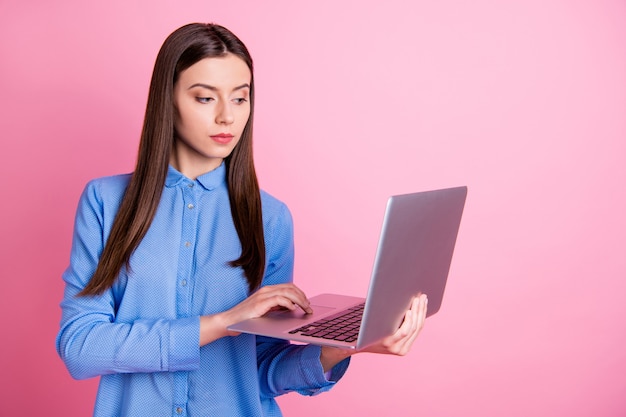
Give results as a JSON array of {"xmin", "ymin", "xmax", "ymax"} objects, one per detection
[{"xmin": 171, "ymin": 53, "xmax": 252, "ymax": 179}]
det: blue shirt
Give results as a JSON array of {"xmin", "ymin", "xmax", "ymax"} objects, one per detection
[{"xmin": 56, "ymin": 163, "xmax": 349, "ymax": 417}]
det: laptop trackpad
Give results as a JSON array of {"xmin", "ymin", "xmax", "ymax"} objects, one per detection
[{"xmin": 265, "ymin": 305, "xmax": 336, "ymax": 320}]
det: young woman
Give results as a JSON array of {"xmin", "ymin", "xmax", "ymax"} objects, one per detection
[{"xmin": 56, "ymin": 23, "xmax": 428, "ymax": 416}]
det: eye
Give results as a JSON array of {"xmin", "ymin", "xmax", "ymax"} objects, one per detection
[
  {"xmin": 233, "ymin": 98, "xmax": 248, "ymax": 105},
  {"xmin": 196, "ymin": 97, "xmax": 214, "ymax": 104}
]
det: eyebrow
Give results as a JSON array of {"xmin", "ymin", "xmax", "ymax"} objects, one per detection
[{"xmin": 188, "ymin": 83, "xmax": 250, "ymax": 92}]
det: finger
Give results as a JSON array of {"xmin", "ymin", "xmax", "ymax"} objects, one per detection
[
  {"xmin": 386, "ymin": 297, "xmax": 419, "ymax": 354},
  {"xmin": 407, "ymin": 295, "xmax": 425, "ymax": 334},
  {"xmin": 282, "ymin": 286, "xmax": 313, "ymax": 314},
  {"xmin": 417, "ymin": 294, "xmax": 428, "ymax": 327},
  {"xmin": 386, "ymin": 309, "xmax": 416, "ymax": 355},
  {"xmin": 257, "ymin": 295, "xmax": 298, "ymax": 315},
  {"xmin": 386, "ymin": 305, "xmax": 416, "ymax": 348},
  {"xmin": 410, "ymin": 294, "xmax": 427, "ymax": 335},
  {"xmin": 258, "ymin": 286, "xmax": 313, "ymax": 314},
  {"xmin": 399, "ymin": 296, "xmax": 427, "ymax": 353},
  {"xmin": 277, "ymin": 285, "xmax": 313, "ymax": 314}
]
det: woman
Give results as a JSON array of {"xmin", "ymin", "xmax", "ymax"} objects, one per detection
[{"xmin": 56, "ymin": 23, "xmax": 428, "ymax": 416}]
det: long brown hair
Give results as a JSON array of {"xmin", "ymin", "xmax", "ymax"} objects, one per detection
[{"xmin": 80, "ymin": 23, "xmax": 265, "ymax": 295}]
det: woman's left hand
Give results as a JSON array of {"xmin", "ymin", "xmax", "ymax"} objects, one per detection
[
  {"xmin": 357, "ymin": 293, "xmax": 427, "ymax": 355},
  {"xmin": 319, "ymin": 293, "xmax": 428, "ymax": 371}
]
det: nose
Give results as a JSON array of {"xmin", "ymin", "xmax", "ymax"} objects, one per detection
[{"xmin": 215, "ymin": 101, "xmax": 234, "ymax": 125}]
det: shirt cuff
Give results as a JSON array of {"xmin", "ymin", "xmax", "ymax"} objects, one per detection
[
  {"xmin": 167, "ymin": 316, "xmax": 201, "ymax": 372},
  {"xmin": 295, "ymin": 345, "xmax": 351, "ymax": 396}
]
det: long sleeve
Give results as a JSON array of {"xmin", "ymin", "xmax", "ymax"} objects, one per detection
[
  {"xmin": 55, "ymin": 177, "xmax": 200, "ymax": 380},
  {"xmin": 257, "ymin": 338, "xmax": 350, "ymax": 398}
]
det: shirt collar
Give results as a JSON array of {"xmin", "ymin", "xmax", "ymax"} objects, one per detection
[{"xmin": 165, "ymin": 162, "xmax": 227, "ymax": 191}]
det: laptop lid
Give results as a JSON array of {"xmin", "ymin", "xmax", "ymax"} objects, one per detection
[{"xmin": 356, "ymin": 186, "xmax": 467, "ymax": 348}]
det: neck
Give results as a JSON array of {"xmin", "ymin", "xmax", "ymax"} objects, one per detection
[{"xmin": 169, "ymin": 143, "xmax": 223, "ymax": 180}]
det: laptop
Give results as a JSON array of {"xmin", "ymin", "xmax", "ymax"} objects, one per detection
[{"xmin": 228, "ymin": 186, "xmax": 467, "ymax": 350}]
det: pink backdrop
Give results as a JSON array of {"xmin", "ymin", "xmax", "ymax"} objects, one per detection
[{"xmin": 1, "ymin": 0, "xmax": 625, "ymax": 416}]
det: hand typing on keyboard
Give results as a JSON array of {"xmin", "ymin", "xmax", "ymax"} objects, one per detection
[{"xmin": 202, "ymin": 283, "xmax": 313, "ymax": 343}]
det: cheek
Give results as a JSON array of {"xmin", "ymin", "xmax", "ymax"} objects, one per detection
[
  {"xmin": 237, "ymin": 108, "xmax": 251, "ymax": 129},
  {"xmin": 177, "ymin": 108, "xmax": 209, "ymax": 135}
]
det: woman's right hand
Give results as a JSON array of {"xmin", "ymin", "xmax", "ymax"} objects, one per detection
[{"xmin": 199, "ymin": 284, "xmax": 313, "ymax": 345}]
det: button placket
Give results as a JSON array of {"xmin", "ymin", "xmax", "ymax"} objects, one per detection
[{"xmin": 176, "ymin": 183, "xmax": 197, "ymax": 318}]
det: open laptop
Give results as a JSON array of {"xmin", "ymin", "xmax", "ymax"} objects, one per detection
[{"xmin": 228, "ymin": 186, "xmax": 467, "ymax": 350}]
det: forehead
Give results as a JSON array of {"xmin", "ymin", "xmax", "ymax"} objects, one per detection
[{"xmin": 177, "ymin": 54, "xmax": 251, "ymax": 88}]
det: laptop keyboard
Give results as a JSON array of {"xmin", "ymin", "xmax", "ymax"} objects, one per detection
[{"xmin": 288, "ymin": 303, "xmax": 365, "ymax": 343}]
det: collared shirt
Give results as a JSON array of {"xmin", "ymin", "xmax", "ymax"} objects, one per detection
[{"xmin": 56, "ymin": 163, "xmax": 349, "ymax": 417}]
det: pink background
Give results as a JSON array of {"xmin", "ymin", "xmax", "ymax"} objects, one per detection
[{"xmin": 1, "ymin": 0, "xmax": 625, "ymax": 416}]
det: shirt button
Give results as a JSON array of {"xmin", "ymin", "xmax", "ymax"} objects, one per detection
[
  {"xmin": 187, "ymin": 203, "xmax": 194, "ymax": 209},
  {"xmin": 181, "ymin": 279, "xmax": 187, "ymax": 287},
  {"xmin": 188, "ymin": 183, "xmax": 194, "ymax": 188},
  {"xmin": 184, "ymin": 241, "xmax": 191, "ymax": 247},
  {"xmin": 176, "ymin": 407, "xmax": 183, "ymax": 414}
]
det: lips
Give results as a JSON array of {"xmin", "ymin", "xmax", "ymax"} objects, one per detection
[{"xmin": 210, "ymin": 133, "xmax": 234, "ymax": 144}]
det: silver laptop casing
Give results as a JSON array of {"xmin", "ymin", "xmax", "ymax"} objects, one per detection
[{"xmin": 228, "ymin": 186, "xmax": 467, "ymax": 350}]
